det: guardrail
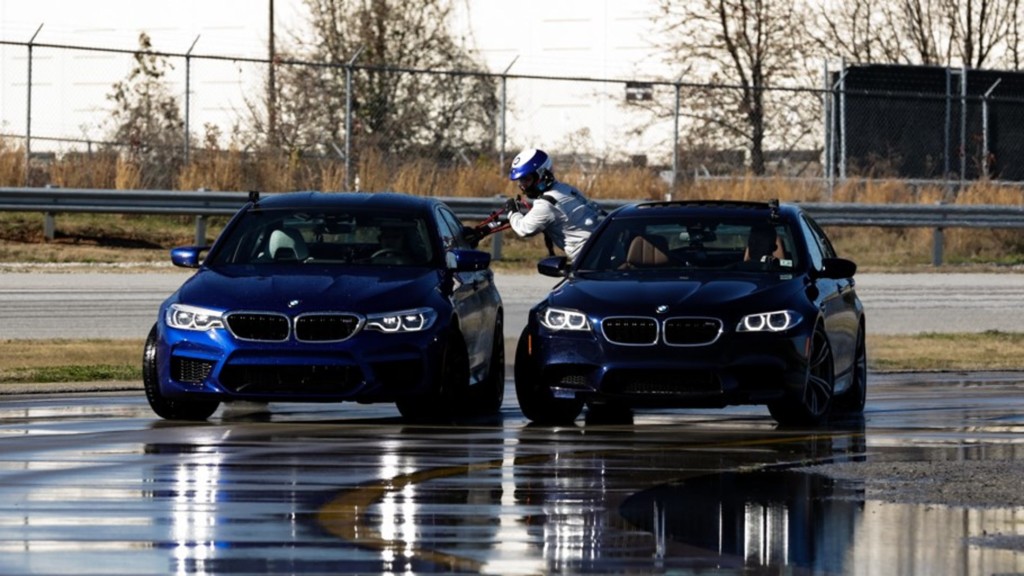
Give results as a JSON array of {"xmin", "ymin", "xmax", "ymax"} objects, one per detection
[{"xmin": 3, "ymin": 187, "xmax": 1024, "ymax": 265}]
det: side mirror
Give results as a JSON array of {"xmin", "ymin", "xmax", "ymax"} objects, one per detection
[
  {"xmin": 537, "ymin": 256, "xmax": 569, "ymax": 278},
  {"xmin": 817, "ymin": 257, "xmax": 857, "ymax": 280},
  {"xmin": 170, "ymin": 246, "xmax": 208, "ymax": 269},
  {"xmin": 448, "ymin": 248, "xmax": 491, "ymax": 272}
]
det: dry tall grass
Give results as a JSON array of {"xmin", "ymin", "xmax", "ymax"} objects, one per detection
[
  {"xmin": 50, "ymin": 152, "xmax": 119, "ymax": 189},
  {"xmin": 2, "ymin": 139, "xmax": 1024, "ymax": 266},
  {"xmin": 0, "ymin": 139, "xmax": 25, "ymax": 185}
]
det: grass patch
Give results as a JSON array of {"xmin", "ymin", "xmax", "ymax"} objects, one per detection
[
  {"xmin": 867, "ymin": 331, "xmax": 1024, "ymax": 372},
  {"xmin": 0, "ymin": 339, "xmax": 143, "ymax": 384}
]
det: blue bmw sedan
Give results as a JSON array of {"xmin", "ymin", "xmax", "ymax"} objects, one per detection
[
  {"xmin": 515, "ymin": 199, "xmax": 866, "ymax": 426},
  {"xmin": 143, "ymin": 191, "xmax": 504, "ymax": 421}
]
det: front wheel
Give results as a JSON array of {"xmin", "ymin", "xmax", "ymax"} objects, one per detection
[
  {"xmin": 473, "ymin": 315, "xmax": 505, "ymax": 415},
  {"xmin": 768, "ymin": 323, "xmax": 834, "ymax": 427},
  {"xmin": 143, "ymin": 324, "xmax": 219, "ymax": 421},
  {"xmin": 833, "ymin": 324, "xmax": 867, "ymax": 414},
  {"xmin": 514, "ymin": 328, "xmax": 582, "ymax": 425},
  {"xmin": 397, "ymin": 328, "xmax": 470, "ymax": 420}
]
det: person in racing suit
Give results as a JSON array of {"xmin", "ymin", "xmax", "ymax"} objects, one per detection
[{"xmin": 504, "ymin": 148, "xmax": 603, "ymax": 263}]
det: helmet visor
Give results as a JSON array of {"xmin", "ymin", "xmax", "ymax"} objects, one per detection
[{"xmin": 515, "ymin": 173, "xmax": 538, "ymax": 192}]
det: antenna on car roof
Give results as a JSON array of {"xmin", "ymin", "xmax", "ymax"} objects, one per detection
[
  {"xmin": 248, "ymin": 190, "xmax": 261, "ymax": 206},
  {"xmin": 768, "ymin": 198, "xmax": 780, "ymax": 220}
]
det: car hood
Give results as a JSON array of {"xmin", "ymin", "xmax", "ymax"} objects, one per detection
[
  {"xmin": 170, "ymin": 265, "xmax": 444, "ymax": 314},
  {"xmin": 548, "ymin": 274, "xmax": 806, "ymax": 317}
]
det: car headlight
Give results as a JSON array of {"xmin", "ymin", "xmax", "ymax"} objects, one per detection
[
  {"xmin": 166, "ymin": 304, "xmax": 225, "ymax": 331},
  {"xmin": 737, "ymin": 310, "xmax": 801, "ymax": 333},
  {"xmin": 365, "ymin": 307, "xmax": 437, "ymax": 333},
  {"xmin": 539, "ymin": 307, "xmax": 590, "ymax": 331}
]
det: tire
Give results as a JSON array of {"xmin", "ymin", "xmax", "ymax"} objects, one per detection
[
  {"xmin": 397, "ymin": 328, "xmax": 470, "ymax": 420},
  {"xmin": 833, "ymin": 324, "xmax": 867, "ymax": 414},
  {"xmin": 473, "ymin": 314, "xmax": 505, "ymax": 415},
  {"xmin": 143, "ymin": 324, "xmax": 219, "ymax": 421},
  {"xmin": 514, "ymin": 327, "xmax": 583, "ymax": 425},
  {"xmin": 768, "ymin": 323, "xmax": 834, "ymax": 427}
]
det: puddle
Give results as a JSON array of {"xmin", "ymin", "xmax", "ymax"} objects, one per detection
[{"xmin": 620, "ymin": 470, "xmax": 1024, "ymax": 574}]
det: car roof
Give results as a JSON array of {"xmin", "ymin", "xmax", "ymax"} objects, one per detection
[
  {"xmin": 612, "ymin": 199, "xmax": 802, "ymax": 220},
  {"xmin": 249, "ymin": 191, "xmax": 443, "ymax": 213}
]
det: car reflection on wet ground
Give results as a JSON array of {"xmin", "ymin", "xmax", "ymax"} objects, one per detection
[{"xmin": 1, "ymin": 372, "xmax": 1023, "ymax": 575}]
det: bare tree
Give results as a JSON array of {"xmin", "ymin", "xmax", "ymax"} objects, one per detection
[
  {"xmin": 812, "ymin": 0, "xmax": 944, "ymax": 64},
  {"xmin": 813, "ymin": 0, "xmax": 1024, "ymax": 69},
  {"xmin": 252, "ymin": 0, "xmax": 497, "ymax": 162},
  {"xmin": 943, "ymin": 0, "xmax": 1022, "ymax": 68},
  {"xmin": 105, "ymin": 32, "xmax": 186, "ymax": 189},
  {"xmin": 657, "ymin": 0, "xmax": 812, "ymax": 175}
]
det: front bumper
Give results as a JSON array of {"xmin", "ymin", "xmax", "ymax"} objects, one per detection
[
  {"xmin": 156, "ymin": 324, "xmax": 444, "ymax": 403},
  {"xmin": 524, "ymin": 324, "xmax": 811, "ymax": 408}
]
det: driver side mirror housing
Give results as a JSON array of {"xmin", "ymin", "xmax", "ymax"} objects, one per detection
[
  {"xmin": 816, "ymin": 257, "xmax": 857, "ymax": 279},
  {"xmin": 537, "ymin": 256, "xmax": 569, "ymax": 277},
  {"xmin": 170, "ymin": 246, "xmax": 209, "ymax": 269}
]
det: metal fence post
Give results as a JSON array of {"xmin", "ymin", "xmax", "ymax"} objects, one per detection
[
  {"xmin": 945, "ymin": 68, "xmax": 952, "ymax": 179},
  {"xmin": 25, "ymin": 24, "xmax": 43, "ymax": 187},
  {"xmin": 982, "ymin": 79, "xmax": 1002, "ymax": 179},
  {"xmin": 671, "ymin": 80, "xmax": 681, "ymax": 201},
  {"xmin": 960, "ymin": 65, "xmax": 967, "ymax": 183},
  {"xmin": 823, "ymin": 60, "xmax": 830, "ymax": 200},
  {"xmin": 839, "ymin": 58, "xmax": 847, "ymax": 181},
  {"xmin": 498, "ymin": 57, "xmax": 517, "ymax": 177},
  {"xmin": 184, "ymin": 36, "xmax": 200, "ymax": 164},
  {"xmin": 344, "ymin": 47, "xmax": 364, "ymax": 191}
]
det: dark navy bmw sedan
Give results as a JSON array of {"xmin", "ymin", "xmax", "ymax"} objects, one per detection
[
  {"xmin": 144, "ymin": 191, "xmax": 504, "ymax": 421},
  {"xmin": 515, "ymin": 199, "xmax": 866, "ymax": 426}
]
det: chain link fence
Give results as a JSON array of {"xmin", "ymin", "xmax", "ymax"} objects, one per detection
[{"xmin": 4, "ymin": 39, "xmax": 1024, "ymax": 200}]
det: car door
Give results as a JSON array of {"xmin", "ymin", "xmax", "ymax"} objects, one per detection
[
  {"xmin": 801, "ymin": 214, "xmax": 858, "ymax": 375},
  {"xmin": 435, "ymin": 206, "xmax": 495, "ymax": 374}
]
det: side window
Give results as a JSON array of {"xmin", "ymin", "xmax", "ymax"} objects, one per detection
[
  {"xmin": 806, "ymin": 215, "xmax": 837, "ymax": 258},
  {"xmin": 436, "ymin": 207, "xmax": 469, "ymax": 250},
  {"xmin": 799, "ymin": 214, "xmax": 828, "ymax": 269}
]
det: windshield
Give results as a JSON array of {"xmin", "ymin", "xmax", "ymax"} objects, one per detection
[
  {"xmin": 208, "ymin": 207, "xmax": 435, "ymax": 267},
  {"xmin": 576, "ymin": 216, "xmax": 799, "ymax": 274}
]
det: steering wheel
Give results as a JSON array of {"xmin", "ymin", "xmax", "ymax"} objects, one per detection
[{"xmin": 370, "ymin": 248, "xmax": 405, "ymax": 260}]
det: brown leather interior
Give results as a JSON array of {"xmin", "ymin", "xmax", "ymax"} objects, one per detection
[{"xmin": 625, "ymin": 235, "xmax": 670, "ymax": 267}]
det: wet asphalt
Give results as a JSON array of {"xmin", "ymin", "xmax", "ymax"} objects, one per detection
[
  {"xmin": 1, "ymin": 371, "xmax": 1024, "ymax": 575},
  {"xmin": 1, "ymin": 271, "xmax": 1024, "ymax": 574}
]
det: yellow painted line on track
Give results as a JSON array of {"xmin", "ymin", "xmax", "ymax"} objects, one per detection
[{"xmin": 316, "ymin": 427, "xmax": 865, "ymax": 572}]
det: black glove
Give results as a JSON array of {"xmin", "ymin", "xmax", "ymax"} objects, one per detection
[
  {"xmin": 504, "ymin": 197, "xmax": 525, "ymax": 216},
  {"xmin": 462, "ymin": 226, "xmax": 484, "ymax": 247}
]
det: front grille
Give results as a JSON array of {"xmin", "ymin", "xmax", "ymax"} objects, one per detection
[
  {"xmin": 171, "ymin": 357, "xmax": 214, "ymax": 384},
  {"xmin": 603, "ymin": 317, "xmax": 658, "ymax": 345},
  {"xmin": 295, "ymin": 313, "xmax": 361, "ymax": 342},
  {"xmin": 663, "ymin": 317, "xmax": 722, "ymax": 346},
  {"xmin": 219, "ymin": 364, "xmax": 363, "ymax": 395},
  {"xmin": 226, "ymin": 312, "xmax": 290, "ymax": 341}
]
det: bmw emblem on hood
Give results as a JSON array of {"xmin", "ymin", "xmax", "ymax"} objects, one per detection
[
  {"xmin": 656, "ymin": 305, "xmax": 669, "ymax": 314},
  {"xmin": 288, "ymin": 299, "xmax": 301, "ymax": 308}
]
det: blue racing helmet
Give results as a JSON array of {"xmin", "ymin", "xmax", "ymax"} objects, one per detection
[{"xmin": 509, "ymin": 148, "xmax": 554, "ymax": 197}]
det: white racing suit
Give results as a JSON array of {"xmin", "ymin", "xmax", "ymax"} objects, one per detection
[{"xmin": 508, "ymin": 181, "xmax": 603, "ymax": 262}]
